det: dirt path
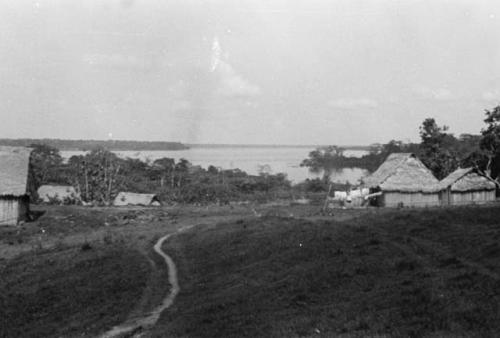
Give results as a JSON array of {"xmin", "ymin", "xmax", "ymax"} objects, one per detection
[{"xmin": 99, "ymin": 225, "xmax": 193, "ymax": 338}]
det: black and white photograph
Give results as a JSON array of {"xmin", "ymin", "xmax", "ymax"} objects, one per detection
[{"xmin": 1, "ymin": 0, "xmax": 500, "ymax": 337}]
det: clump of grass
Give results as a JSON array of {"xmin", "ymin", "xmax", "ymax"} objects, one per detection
[
  {"xmin": 102, "ymin": 232, "xmax": 113, "ymax": 245},
  {"xmin": 81, "ymin": 242, "xmax": 92, "ymax": 251}
]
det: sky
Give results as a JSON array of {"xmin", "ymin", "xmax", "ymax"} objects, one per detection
[{"xmin": 1, "ymin": 0, "xmax": 500, "ymax": 145}]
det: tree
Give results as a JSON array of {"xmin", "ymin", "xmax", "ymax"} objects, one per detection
[
  {"xmin": 476, "ymin": 105, "xmax": 500, "ymax": 186},
  {"xmin": 153, "ymin": 157, "xmax": 176, "ymax": 188},
  {"xmin": 174, "ymin": 158, "xmax": 190, "ymax": 189},
  {"xmin": 67, "ymin": 148, "xmax": 122, "ymax": 204},
  {"xmin": 28, "ymin": 144, "xmax": 64, "ymax": 196},
  {"xmin": 300, "ymin": 146, "xmax": 345, "ymax": 181},
  {"xmin": 418, "ymin": 118, "xmax": 459, "ymax": 179}
]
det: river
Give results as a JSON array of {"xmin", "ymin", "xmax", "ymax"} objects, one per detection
[{"xmin": 61, "ymin": 146, "xmax": 369, "ymax": 184}]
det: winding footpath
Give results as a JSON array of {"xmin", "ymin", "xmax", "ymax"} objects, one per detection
[{"xmin": 100, "ymin": 225, "xmax": 193, "ymax": 338}]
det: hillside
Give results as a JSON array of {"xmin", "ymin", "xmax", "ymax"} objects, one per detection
[
  {"xmin": 155, "ymin": 206, "xmax": 500, "ymax": 337},
  {"xmin": 2, "ymin": 205, "xmax": 500, "ymax": 337}
]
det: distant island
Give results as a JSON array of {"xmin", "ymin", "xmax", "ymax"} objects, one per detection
[{"xmin": 0, "ymin": 139, "xmax": 189, "ymax": 151}]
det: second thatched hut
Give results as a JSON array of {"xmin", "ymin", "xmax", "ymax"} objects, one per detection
[{"xmin": 438, "ymin": 168, "xmax": 496, "ymax": 205}]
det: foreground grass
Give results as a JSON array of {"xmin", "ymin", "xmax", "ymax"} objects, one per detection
[
  {"xmin": 0, "ymin": 204, "xmax": 252, "ymax": 338},
  {"xmin": 155, "ymin": 206, "xmax": 500, "ymax": 337},
  {"xmin": 0, "ymin": 243, "xmax": 150, "ymax": 338}
]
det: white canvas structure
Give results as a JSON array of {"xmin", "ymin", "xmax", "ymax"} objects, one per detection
[
  {"xmin": 113, "ymin": 192, "xmax": 161, "ymax": 206},
  {"xmin": 37, "ymin": 185, "xmax": 81, "ymax": 204}
]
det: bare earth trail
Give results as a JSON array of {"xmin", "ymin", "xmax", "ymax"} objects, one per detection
[{"xmin": 99, "ymin": 225, "xmax": 194, "ymax": 338}]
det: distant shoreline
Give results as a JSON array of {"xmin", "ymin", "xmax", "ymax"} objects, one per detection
[
  {"xmin": 0, "ymin": 138, "xmax": 189, "ymax": 151},
  {"xmin": 0, "ymin": 138, "xmax": 372, "ymax": 152},
  {"xmin": 187, "ymin": 144, "xmax": 372, "ymax": 151}
]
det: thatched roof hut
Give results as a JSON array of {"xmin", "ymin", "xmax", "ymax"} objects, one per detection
[
  {"xmin": 37, "ymin": 185, "xmax": 81, "ymax": 204},
  {"xmin": 364, "ymin": 153, "xmax": 439, "ymax": 193},
  {"xmin": 0, "ymin": 146, "xmax": 32, "ymax": 225},
  {"xmin": 113, "ymin": 192, "xmax": 161, "ymax": 206},
  {"xmin": 439, "ymin": 168, "xmax": 496, "ymax": 205},
  {"xmin": 363, "ymin": 153, "xmax": 440, "ymax": 207}
]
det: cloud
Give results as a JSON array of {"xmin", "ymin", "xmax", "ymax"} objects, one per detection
[
  {"xmin": 482, "ymin": 89, "xmax": 500, "ymax": 101},
  {"xmin": 328, "ymin": 97, "xmax": 378, "ymax": 109},
  {"xmin": 171, "ymin": 100, "xmax": 192, "ymax": 111},
  {"xmin": 120, "ymin": 0, "xmax": 135, "ymax": 8},
  {"xmin": 215, "ymin": 61, "xmax": 261, "ymax": 97},
  {"xmin": 414, "ymin": 86, "xmax": 454, "ymax": 101},
  {"xmin": 83, "ymin": 53, "xmax": 152, "ymax": 70}
]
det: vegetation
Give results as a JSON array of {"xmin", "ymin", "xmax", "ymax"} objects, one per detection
[
  {"xmin": 302, "ymin": 105, "xmax": 500, "ymax": 183},
  {"xmin": 29, "ymin": 146, "xmax": 293, "ymax": 205},
  {"xmin": 24, "ymin": 103, "xmax": 500, "ymax": 204},
  {"xmin": 156, "ymin": 206, "xmax": 500, "ymax": 337}
]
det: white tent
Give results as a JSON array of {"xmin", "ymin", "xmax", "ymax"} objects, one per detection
[{"xmin": 113, "ymin": 192, "xmax": 161, "ymax": 206}]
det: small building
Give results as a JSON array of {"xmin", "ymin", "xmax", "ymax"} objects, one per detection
[
  {"xmin": 113, "ymin": 192, "xmax": 161, "ymax": 206},
  {"xmin": 363, "ymin": 153, "xmax": 440, "ymax": 207},
  {"xmin": 37, "ymin": 185, "xmax": 81, "ymax": 204},
  {"xmin": 0, "ymin": 146, "xmax": 32, "ymax": 225},
  {"xmin": 439, "ymin": 168, "xmax": 496, "ymax": 205}
]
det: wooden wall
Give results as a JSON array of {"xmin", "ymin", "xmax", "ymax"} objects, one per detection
[
  {"xmin": 0, "ymin": 197, "xmax": 29, "ymax": 226},
  {"xmin": 383, "ymin": 192, "xmax": 440, "ymax": 207},
  {"xmin": 450, "ymin": 190, "xmax": 496, "ymax": 205}
]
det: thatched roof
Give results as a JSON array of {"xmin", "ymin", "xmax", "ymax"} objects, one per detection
[
  {"xmin": 0, "ymin": 146, "xmax": 32, "ymax": 196},
  {"xmin": 113, "ymin": 192, "xmax": 160, "ymax": 206},
  {"xmin": 363, "ymin": 153, "xmax": 439, "ymax": 193},
  {"xmin": 37, "ymin": 185, "xmax": 80, "ymax": 202},
  {"xmin": 440, "ymin": 168, "xmax": 496, "ymax": 192}
]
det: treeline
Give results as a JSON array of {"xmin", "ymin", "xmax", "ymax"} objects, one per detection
[
  {"xmin": 29, "ymin": 145, "xmax": 292, "ymax": 205},
  {"xmin": 0, "ymin": 138, "xmax": 188, "ymax": 151},
  {"xmin": 302, "ymin": 105, "xmax": 500, "ymax": 185}
]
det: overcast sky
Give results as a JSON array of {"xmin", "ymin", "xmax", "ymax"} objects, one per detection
[{"xmin": 1, "ymin": 0, "xmax": 500, "ymax": 145}]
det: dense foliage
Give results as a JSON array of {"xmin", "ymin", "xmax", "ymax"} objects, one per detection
[
  {"xmin": 29, "ymin": 147, "xmax": 292, "ymax": 205},
  {"xmin": 302, "ymin": 106, "xmax": 500, "ymax": 185}
]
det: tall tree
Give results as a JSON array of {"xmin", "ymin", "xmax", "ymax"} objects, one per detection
[
  {"xmin": 67, "ymin": 148, "xmax": 122, "ymax": 204},
  {"xmin": 418, "ymin": 118, "xmax": 459, "ymax": 179},
  {"xmin": 153, "ymin": 157, "xmax": 176, "ymax": 188},
  {"xmin": 476, "ymin": 105, "xmax": 500, "ymax": 186},
  {"xmin": 28, "ymin": 144, "xmax": 64, "ymax": 196}
]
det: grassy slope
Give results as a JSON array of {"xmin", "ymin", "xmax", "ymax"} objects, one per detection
[
  {"xmin": 0, "ymin": 205, "xmax": 251, "ymax": 338},
  {"xmin": 0, "ymin": 243, "xmax": 150, "ymax": 338},
  {"xmin": 0, "ymin": 206, "xmax": 163, "ymax": 338},
  {"xmin": 154, "ymin": 206, "xmax": 500, "ymax": 337}
]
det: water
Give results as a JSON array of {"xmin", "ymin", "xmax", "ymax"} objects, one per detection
[{"xmin": 61, "ymin": 147, "xmax": 369, "ymax": 184}]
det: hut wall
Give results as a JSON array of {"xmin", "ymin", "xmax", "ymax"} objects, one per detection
[
  {"xmin": 383, "ymin": 191, "xmax": 440, "ymax": 207},
  {"xmin": 0, "ymin": 198, "xmax": 19, "ymax": 225},
  {"xmin": 450, "ymin": 190, "xmax": 496, "ymax": 205},
  {"xmin": 0, "ymin": 196, "xmax": 29, "ymax": 226},
  {"xmin": 18, "ymin": 196, "xmax": 30, "ymax": 222}
]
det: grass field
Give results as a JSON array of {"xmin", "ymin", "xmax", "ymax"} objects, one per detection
[
  {"xmin": 2, "ymin": 204, "xmax": 500, "ymax": 337},
  {"xmin": 0, "ymin": 244, "xmax": 149, "ymax": 338},
  {"xmin": 0, "ymin": 204, "xmax": 252, "ymax": 338},
  {"xmin": 154, "ymin": 206, "xmax": 500, "ymax": 337}
]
